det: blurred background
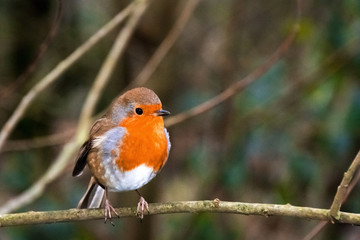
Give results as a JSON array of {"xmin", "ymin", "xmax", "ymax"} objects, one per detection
[{"xmin": 0, "ymin": 0, "xmax": 360, "ymax": 239}]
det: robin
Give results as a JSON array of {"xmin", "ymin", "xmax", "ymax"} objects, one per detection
[{"xmin": 72, "ymin": 87, "xmax": 171, "ymax": 221}]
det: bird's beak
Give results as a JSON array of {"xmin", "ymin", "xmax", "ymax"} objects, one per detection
[{"xmin": 155, "ymin": 109, "xmax": 170, "ymax": 116}]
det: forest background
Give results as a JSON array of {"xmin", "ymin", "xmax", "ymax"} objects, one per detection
[{"xmin": 0, "ymin": 0, "xmax": 360, "ymax": 239}]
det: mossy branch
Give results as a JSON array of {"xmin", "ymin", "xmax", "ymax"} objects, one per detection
[{"xmin": 1, "ymin": 200, "xmax": 360, "ymax": 227}]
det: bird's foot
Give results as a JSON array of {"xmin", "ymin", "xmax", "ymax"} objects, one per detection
[
  {"xmin": 104, "ymin": 198, "xmax": 119, "ymax": 225},
  {"xmin": 137, "ymin": 196, "xmax": 149, "ymax": 220}
]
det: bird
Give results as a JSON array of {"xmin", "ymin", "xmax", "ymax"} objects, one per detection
[{"xmin": 72, "ymin": 87, "xmax": 171, "ymax": 222}]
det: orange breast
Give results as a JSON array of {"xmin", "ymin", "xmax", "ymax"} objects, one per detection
[{"xmin": 116, "ymin": 113, "xmax": 168, "ymax": 172}]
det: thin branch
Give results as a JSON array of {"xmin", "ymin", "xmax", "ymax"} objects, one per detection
[
  {"xmin": 2, "ymin": 129, "xmax": 74, "ymax": 152},
  {"xmin": 302, "ymin": 221, "xmax": 328, "ymax": 240},
  {"xmin": 129, "ymin": 0, "xmax": 200, "ymax": 88},
  {"xmin": 165, "ymin": 22, "xmax": 300, "ymax": 127},
  {"xmin": 329, "ymin": 150, "xmax": 360, "ymax": 220},
  {"xmin": 1, "ymin": 200, "xmax": 360, "ymax": 227},
  {"xmin": 303, "ymin": 151, "xmax": 360, "ymax": 240},
  {"xmin": 0, "ymin": 0, "xmax": 63, "ymax": 101},
  {"xmin": 302, "ymin": 171, "xmax": 360, "ymax": 240},
  {"xmin": 0, "ymin": 1, "xmax": 149, "ymax": 214},
  {"xmin": 0, "ymin": 3, "xmax": 134, "ymax": 152},
  {"xmin": 342, "ymin": 163, "xmax": 360, "ymax": 201}
]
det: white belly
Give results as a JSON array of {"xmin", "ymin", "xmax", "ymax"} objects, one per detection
[{"xmin": 105, "ymin": 163, "xmax": 156, "ymax": 192}]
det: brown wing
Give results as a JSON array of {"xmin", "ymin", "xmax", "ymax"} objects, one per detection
[
  {"xmin": 72, "ymin": 118, "xmax": 109, "ymax": 177},
  {"xmin": 72, "ymin": 118, "xmax": 116, "ymax": 177}
]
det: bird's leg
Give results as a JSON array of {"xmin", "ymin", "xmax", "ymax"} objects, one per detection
[
  {"xmin": 104, "ymin": 187, "xmax": 119, "ymax": 225},
  {"xmin": 135, "ymin": 189, "xmax": 149, "ymax": 219}
]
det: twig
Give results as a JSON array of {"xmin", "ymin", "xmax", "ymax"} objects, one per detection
[
  {"xmin": 165, "ymin": 22, "xmax": 300, "ymax": 127},
  {"xmin": 0, "ymin": 3, "xmax": 134, "ymax": 152},
  {"xmin": 129, "ymin": 0, "xmax": 200, "ymax": 88},
  {"xmin": 0, "ymin": 0, "xmax": 63, "ymax": 101},
  {"xmin": 329, "ymin": 150, "xmax": 360, "ymax": 221},
  {"xmin": 2, "ymin": 129, "xmax": 74, "ymax": 152},
  {"xmin": 1, "ymin": 200, "xmax": 360, "ymax": 227},
  {"xmin": 342, "ymin": 163, "xmax": 360, "ymax": 201},
  {"xmin": 302, "ymin": 221, "xmax": 328, "ymax": 240},
  {"xmin": 0, "ymin": 1, "xmax": 148, "ymax": 214},
  {"xmin": 302, "ymin": 151, "xmax": 360, "ymax": 240}
]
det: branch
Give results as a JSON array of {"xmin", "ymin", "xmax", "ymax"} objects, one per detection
[
  {"xmin": 329, "ymin": 150, "xmax": 360, "ymax": 220},
  {"xmin": 302, "ymin": 150, "xmax": 360, "ymax": 240},
  {"xmin": 1, "ymin": 200, "xmax": 360, "ymax": 227},
  {"xmin": 0, "ymin": 2, "xmax": 134, "ymax": 152},
  {"xmin": 2, "ymin": 129, "xmax": 74, "ymax": 152}
]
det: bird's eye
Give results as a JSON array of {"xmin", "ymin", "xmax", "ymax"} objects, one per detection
[{"xmin": 135, "ymin": 108, "xmax": 143, "ymax": 115}]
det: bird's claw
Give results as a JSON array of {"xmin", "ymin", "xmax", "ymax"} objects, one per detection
[
  {"xmin": 104, "ymin": 199, "xmax": 119, "ymax": 225},
  {"xmin": 137, "ymin": 196, "xmax": 149, "ymax": 220}
]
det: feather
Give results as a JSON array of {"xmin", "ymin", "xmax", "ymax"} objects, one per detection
[
  {"xmin": 77, "ymin": 176, "xmax": 105, "ymax": 209},
  {"xmin": 72, "ymin": 140, "xmax": 92, "ymax": 177}
]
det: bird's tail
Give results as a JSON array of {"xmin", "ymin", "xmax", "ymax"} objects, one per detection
[{"xmin": 77, "ymin": 176, "xmax": 105, "ymax": 209}]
